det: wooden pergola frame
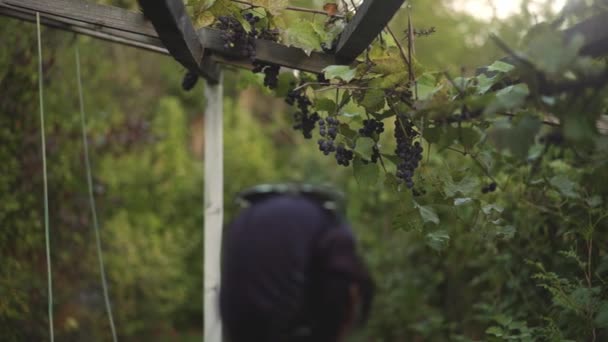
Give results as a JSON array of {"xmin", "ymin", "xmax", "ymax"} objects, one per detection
[{"xmin": 1, "ymin": 1, "xmax": 608, "ymax": 341}]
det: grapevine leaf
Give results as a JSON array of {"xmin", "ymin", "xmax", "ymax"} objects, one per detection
[
  {"xmin": 193, "ymin": 11, "xmax": 215, "ymax": 27},
  {"xmin": 486, "ymin": 326, "xmax": 504, "ymax": 337},
  {"xmin": 549, "ymin": 175, "xmax": 579, "ymax": 199},
  {"xmin": 359, "ymin": 89, "xmax": 386, "ymax": 113},
  {"xmin": 380, "ymin": 71, "xmax": 409, "ymax": 89},
  {"xmin": 415, "ymin": 202, "xmax": 440, "ymax": 225},
  {"xmin": 487, "ymin": 60, "xmax": 515, "ymax": 73},
  {"xmin": 586, "ymin": 195, "xmax": 603, "ymax": 208},
  {"xmin": 454, "ymin": 197, "xmax": 473, "ymax": 206},
  {"xmin": 488, "ymin": 115, "xmax": 541, "ymax": 159},
  {"xmin": 484, "ymin": 83, "xmax": 530, "ymax": 115},
  {"xmin": 353, "ymin": 157, "xmax": 379, "ymax": 187},
  {"xmin": 339, "ymin": 91, "xmax": 352, "ymax": 108},
  {"xmin": 283, "ymin": 20, "xmax": 323, "ymax": 55},
  {"xmin": 354, "ymin": 137, "xmax": 375, "ymax": 160},
  {"xmin": 482, "ymin": 204, "xmax": 504, "ymax": 215},
  {"xmin": 315, "ymin": 98, "xmax": 337, "ymax": 114},
  {"xmin": 392, "ymin": 208, "xmax": 422, "ymax": 231},
  {"xmin": 339, "ymin": 123, "xmax": 358, "ymax": 140},
  {"xmin": 425, "ymin": 230, "xmax": 449, "ymax": 251},
  {"xmin": 207, "ymin": 0, "xmax": 240, "ymax": 17},
  {"xmin": 525, "ymin": 27, "xmax": 583, "ymax": 76},
  {"xmin": 496, "ymin": 225, "xmax": 516, "ymax": 240},
  {"xmin": 444, "ymin": 175, "xmax": 479, "ymax": 197},
  {"xmin": 595, "ymin": 302, "xmax": 608, "ymax": 329},
  {"xmin": 276, "ymin": 72, "xmax": 296, "ymax": 97},
  {"xmin": 459, "ymin": 127, "xmax": 481, "ymax": 150},
  {"xmin": 323, "ymin": 65, "xmax": 357, "ymax": 83},
  {"xmin": 415, "ymin": 73, "xmax": 439, "ymax": 101},
  {"xmin": 476, "ymin": 74, "xmax": 498, "ymax": 95},
  {"xmin": 252, "ymin": 0, "xmax": 288, "ymax": 16}
]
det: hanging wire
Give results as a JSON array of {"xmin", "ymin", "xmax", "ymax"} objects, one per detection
[
  {"xmin": 75, "ymin": 44, "xmax": 119, "ymax": 342},
  {"xmin": 36, "ymin": 12, "xmax": 55, "ymax": 342}
]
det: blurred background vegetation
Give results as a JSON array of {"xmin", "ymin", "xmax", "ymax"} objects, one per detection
[{"xmin": 1, "ymin": 0, "xmax": 607, "ymax": 341}]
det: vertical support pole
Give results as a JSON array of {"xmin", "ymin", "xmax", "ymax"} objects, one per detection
[{"xmin": 204, "ymin": 72, "xmax": 223, "ymax": 342}]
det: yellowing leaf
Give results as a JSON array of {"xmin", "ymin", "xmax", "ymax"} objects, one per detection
[{"xmin": 252, "ymin": 0, "xmax": 288, "ymax": 16}]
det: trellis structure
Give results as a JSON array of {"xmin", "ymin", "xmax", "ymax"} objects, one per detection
[{"xmin": 2, "ymin": 0, "xmax": 608, "ymax": 341}]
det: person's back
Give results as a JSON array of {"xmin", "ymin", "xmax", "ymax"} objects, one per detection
[{"xmin": 220, "ymin": 186, "xmax": 374, "ymax": 342}]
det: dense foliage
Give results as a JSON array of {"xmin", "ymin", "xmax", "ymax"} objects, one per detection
[{"xmin": 2, "ymin": 0, "xmax": 608, "ymax": 341}]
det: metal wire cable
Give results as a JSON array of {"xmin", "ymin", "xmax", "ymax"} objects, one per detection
[
  {"xmin": 75, "ymin": 44, "xmax": 119, "ymax": 342},
  {"xmin": 36, "ymin": 12, "xmax": 55, "ymax": 342}
]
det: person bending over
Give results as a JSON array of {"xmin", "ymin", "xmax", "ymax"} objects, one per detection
[{"xmin": 220, "ymin": 185, "xmax": 374, "ymax": 342}]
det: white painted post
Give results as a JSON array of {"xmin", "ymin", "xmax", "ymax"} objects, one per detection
[{"xmin": 204, "ymin": 73, "xmax": 223, "ymax": 342}]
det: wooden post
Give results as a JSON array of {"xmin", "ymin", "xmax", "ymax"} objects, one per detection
[{"xmin": 204, "ymin": 73, "xmax": 223, "ymax": 342}]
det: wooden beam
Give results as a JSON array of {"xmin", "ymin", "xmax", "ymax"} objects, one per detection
[
  {"xmin": 0, "ymin": 0, "xmax": 339, "ymax": 74},
  {"xmin": 0, "ymin": 1, "xmax": 167, "ymax": 55},
  {"xmin": 197, "ymin": 28, "xmax": 339, "ymax": 74},
  {"xmin": 335, "ymin": 0, "xmax": 405, "ymax": 63},
  {"xmin": 138, "ymin": 0, "xmax": 220, "ymax": 84}
]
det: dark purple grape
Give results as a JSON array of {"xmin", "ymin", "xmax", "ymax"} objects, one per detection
[
  {"xmin": 181, "ymin": 70, "xmax": 198, "ymax": 91},
  {"xmin": 394, "ymin": 115, "xmax": 422, "ymax": 188}
]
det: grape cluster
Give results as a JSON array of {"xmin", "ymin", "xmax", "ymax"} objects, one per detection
[
  {"xmin": 252, "ymin": 62, "xmax": 280, "ymax": 89},
  {"xmin": 359, "ymin": 119, "xmax": 384, "ymax": 137},
  {"xmin": 217, "ymin": 16, "xmax": 247, "ymax": 50},
  {"xmin": 394, "ymin": 116, "xmax": 423, "ymax": 188},
  {"xmin": 481, "ymin": 182, "xmax": 497, "ymax": 194},
  {"xmin": 286, "ymin": 88, "xmax": 319, "ymax": 139},
  {"xmin": 317, "ymin": 117, "xmax": 339, "ymax": 155},
  {"xmin": 293, "ymin": 112, "xmax": 320, "ymax": 139},
  {"xmin": 216, "ymin": 14, "xmax": 262, "ymax": 62},
  {"xmin": 335, "ymin": 144, "xmax": 354, "ymax": 166}
]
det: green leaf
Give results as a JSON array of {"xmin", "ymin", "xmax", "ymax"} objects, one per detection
[
  {"xmin": 488, "ymin": 115, "xmax": 541, "ymax": 160},
  {"xmin": 487, "ymin": 60, "xmax": 515, "ymax": 73},
  {"xmin": 444, "ymin": 175, "xmax": 480, "ymax": 198},
  {"xmin": 476, "ymin": 74, "xmax": 498, "ymax": 95},
  {"xmin": 525, "ymin": 27, "xmax": 583, "ymax": 76},
  {"xmin": 353, "ymin": 157, "xmax": 379, "ymax": 187},
  {"xmin": 359, "ymin": 89, "xmax": 386, "ymax": 112},
  {"xmin": 338, "ymin": 123, "xmax": 358, "ymax": 140},
  {"xmin": 425, "ymin": 230, "xmax": 450, "ymax": 251},
  {"xmin": 315, "ymin": 98, "xmax": 337, "ymax": 114},
  {"xmin": 454, "ymin": 197, "xmax": 473, "ymax": 206},
  {"xmin": 415, "ymin": 73, "xmax": 439, "ymax": 101},
  {"xmin": 354, "ymin": 137, "xmax": 376, "ymax": 160},
  {"xmin": 496, "ymin": 225, "xmax": 516, "ymax": 240},
  {"xmin": 460, "ymin": 127, "xmax": 481, "ymax": 150},
  {"xmin": 323, "ymin": 65, "xmax": 357, "ymax": 83},
  {"xmin": 484, "ymin": 84, "xmax": 530, "ymax": 115},
  {"xmin": 415, "ymin": 202, "xmax": 440, "ymax": 225},
  {"xmin": 392, "ymin": 208, "xmax": 421, "ymax": 231},
  {"xmin": 586, "ymin": 195, "xmax": 602, "ymax": 208},
  {"xmin": 283, "ymin": 20, "xmax": 323, "ymax": 55},
  {"xmin": 482, "ymin": 204, "xmax": 504, "ymax": 215},
  {"xmin": 486, "ymin": 326, "xmax": 504, "ymax": 337},
  {"xmin": 549, "ymin": 175, "xmax": 579, "ymax": 199},
  {"xmin": 275, "ymin": 72, "xmax": 296, "ymax": 97},
  {"xmin": 595, "ymin": 302, "xmax": 608, "ymax": 328},
  {"xmin": 380, "ymin": 71, "xmax": 409, "ymax": 89},
  {"xmin": 251, "ymin": 0, "xmax": 288, "ymax": 15}
]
